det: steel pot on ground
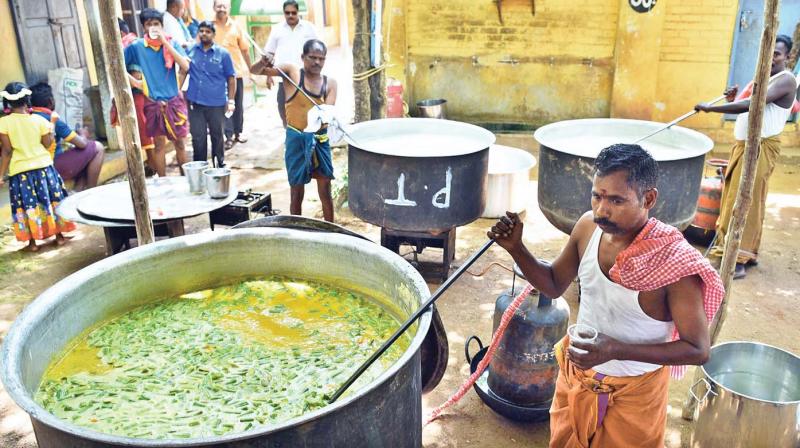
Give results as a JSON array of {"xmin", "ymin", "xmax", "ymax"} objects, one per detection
[
  {"xmin": 481, "ymin": 144, "xmax": 537, "ymax": 218},
  {"xmin": 690, "ymin": 341, "xmax": 800, "ymax": 447},
  {"xmin": 346, "ymin": 118, "xmax": 495, "ymax": 234},
  {"xmin": 1, "ymin": 228, "xmax": 431, "ymax": 447},
  {"xmin": 534, "ymin": 118, "xmax": 714, "ymax": 234}
]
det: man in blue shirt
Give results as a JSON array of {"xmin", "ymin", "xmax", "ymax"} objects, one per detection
[
  {"xmin": 181, "ymin": 21, "xmax": 236, "ymax": 167},
  {"xmin": 123, "ymin": 8, "xmax": 190, "ymax": 176}
]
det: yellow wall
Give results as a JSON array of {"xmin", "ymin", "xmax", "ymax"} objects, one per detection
[
  {"xmin": 654, "ymin": 0, "xmax": 739, "ymax": 130},
  {"xmin": 391, "ymin": 0, "xmax": 619, "ymax": 125},
  {"xmin": 0, "ymin": 1, "xmax": 26, "ymax": 87},
  {"xmin": 386, "ymin": 0, "xmax": 744, "ymax": 132}
]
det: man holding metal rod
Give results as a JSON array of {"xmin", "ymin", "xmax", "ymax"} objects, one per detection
[
  {"xmin": 488, "ymin": 144, "xmax": 723, "ymax": 447},
  {"xmin": 694, "ymin": 34, "xmax": 798, "ymax": 279},
  {"xmin": 250, "ymin": 39, "xmax": 338, "ymax": 222}
]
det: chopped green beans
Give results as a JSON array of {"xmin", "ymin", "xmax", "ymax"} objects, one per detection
[{"xmin": 35, "ymin": 278, "xmax": 409, "ymax": 439}]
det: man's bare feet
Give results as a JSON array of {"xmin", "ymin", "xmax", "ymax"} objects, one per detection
[{"xmin": 22, "ymin": 240, "xmax": 39, "ymax": 252}]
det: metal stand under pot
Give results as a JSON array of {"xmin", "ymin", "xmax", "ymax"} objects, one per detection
[
  {"xmin": 466, "ymin": 263, "xmax": 570, "ymax": 422},
  {"xmin": 380, "ymin": 228, "xmax": 456, "ymax": 282}
]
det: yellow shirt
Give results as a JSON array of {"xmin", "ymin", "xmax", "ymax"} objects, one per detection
[
  {"xmin": 214, "ymin": 17, "xmax": 250, "ymax": 78},
  {"xmin": 0, "ymin": 113, "xmax": 53, "ymax": 176}
]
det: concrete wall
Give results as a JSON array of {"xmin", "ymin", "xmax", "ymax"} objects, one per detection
[
  {"xmin": 0, "ymin": 1, "xmax": 27, "ymax": 87},
  {"xmin": 391, "ymin": 0, "xmax": 620, "ymax": 125},
  {"xmin": 654, "ymin": 0, "xmax": 739, "ymax": 130},
  {"xmin": 383, "ymin": 0, "xmax": 797, "ymax": 143}
]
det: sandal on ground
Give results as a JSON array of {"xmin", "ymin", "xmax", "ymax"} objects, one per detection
[
  {"xmin": 235, "ymin": 134, "xmax": 248, "ymax": 143},
  {"xmin": 733, "ymin": 263, "xmax": 746, "ymax": 280},
  {"xmin": 224, "ymin": 139, "xmax": 235, "ymax": 150}
]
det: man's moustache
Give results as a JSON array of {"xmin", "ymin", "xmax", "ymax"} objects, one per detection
[{"xmin": 594, "ymin": 218, "xmax": 617, "ymax": 228}]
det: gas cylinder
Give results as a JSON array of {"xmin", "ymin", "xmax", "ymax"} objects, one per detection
[
  {"xmin": 487, "ymin": 265, "xmax": 570, "ymax": 406},
  {"xmin": 386, "ymin": 78, "xmax": 405, "ymax": 118},
  {"xmin": 685, "ymin": 159, "xmax": 727, "ymax": 246}
]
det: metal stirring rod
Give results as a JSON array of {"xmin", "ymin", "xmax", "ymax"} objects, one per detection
[
  {"xmin": 633, "ymin": 95, "xmax": 726, "ymax": 144},
  {"xmin": 328, "ymin": 239, "xmax": 496, "ymax": 403}
]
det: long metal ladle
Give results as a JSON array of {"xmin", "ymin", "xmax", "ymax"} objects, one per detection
[
  {"xmin": 632, "ymin": 95, "xmax": 726, "ymax": 144},
  {"xmin": 328, "ymin": 238, "xmax": 495, "ymax": 403},
  {"xmin": 232, "ymin": 215, "xmax": 495, "ymax": 402}
]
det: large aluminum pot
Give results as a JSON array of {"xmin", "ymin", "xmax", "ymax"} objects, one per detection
[
  {"xmin": 534, "ymin": 118, "xmax": 714, "ymax": 234},
  {"xmin": 347, "ymin": 118, "xmax": 495, "ymax": 233},
  {"xmin": 1, "ymin": 228, "xmax": 431, "ymax": 447},
  {"xmin": 481, "ymin": 145, "xmax": 537, "ymax": 218},
  {"xmin": 690, "ymin": 341, "xmax": 800, "ymax": 448}
]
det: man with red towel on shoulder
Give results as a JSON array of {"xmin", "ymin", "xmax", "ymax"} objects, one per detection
[
  {"xmin": 123, "ymin": 8, "xmax": 191, "ymax": 176},
  {"xmin": 488, "ymin": 144, "xmax": 724, "ymax": 448}
]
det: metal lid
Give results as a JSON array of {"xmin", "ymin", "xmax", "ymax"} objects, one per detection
[
  {"xmin": 344, "ymin": 118, "xmax": 496, "ymax": 158},
  {"xmin": 533, "ymin": 118, "xmax": 713, "ymax": 161}
]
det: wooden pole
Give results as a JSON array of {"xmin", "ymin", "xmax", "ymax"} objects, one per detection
[
  {"xmin": 95, "ymin": 0, "xmax": 155, "ymax": 244},
  {"xmin": 681, "ymin": 0, "xmax": 781, "ymax": 421}
]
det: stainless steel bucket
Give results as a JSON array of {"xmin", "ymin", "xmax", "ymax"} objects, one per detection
[
  {"xmin": 204, "ymin": 167, "xmax": 231, "ymax": 199},
  {"xmin": 690, "ymin": 341, "xmax": 800, "ymax": 448},
  {"xmin": 416, "ymin": 99, "xmax": 447, "ymax": 119},
  {"xmin": 1, "ymin": 228, "xmax": 431, "ymax": 447},
  {"xmin": 481, "ymin": 145, "xmax": 536, "ymax": 218},
  {"xmin": 182, "ymin": 161, "xmax": 209, "ymax": 194}
]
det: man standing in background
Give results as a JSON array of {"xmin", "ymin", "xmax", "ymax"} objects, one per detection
[
  {"xmin": 124, "ymin": 8, "xmax": 191, "ymax": 176},
  {"xmin": 182, "ymin": 21, "xmax": 236, "ymax": 168},
  {"xmin": 213, "ymin": 0, "xmax": 251, "ymax": 150},
  {"xmin": 263, "ymin": 0, "xmax": 319, "ymax": 128},
  {"xmin": 163, "ymin": 0, "xmax": 193, "ymax": 49},
  {"xmin": 695, "ymin": 35, "xmax": 797, "ymax": 279}
]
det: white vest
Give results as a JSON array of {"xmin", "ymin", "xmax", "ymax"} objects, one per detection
[
  {"xmin": 577, "ymin": 227, "xmax": 674, "ymax": 377},
  {"xmin": 733, "ymin": 70, "xmax": 798, "ymax": 140}
]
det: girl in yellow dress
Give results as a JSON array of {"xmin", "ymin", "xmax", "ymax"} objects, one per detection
[{"xmin": 0, "ymin": 82, "xmax": 75, "ymax": 251}]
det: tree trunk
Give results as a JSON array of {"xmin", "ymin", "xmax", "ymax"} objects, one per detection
[{"xmin": 352, "ymin": 0, "xmax": 371, "ymax": 122}]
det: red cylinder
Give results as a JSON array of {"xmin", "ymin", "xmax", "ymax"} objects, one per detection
[
  {"xmin": 386, "ymin": 82, "xmax": 404, "ymax": 118},
  {"xmin": 692, "ymin": 175, "xmax": 723, "ymax": 230}
]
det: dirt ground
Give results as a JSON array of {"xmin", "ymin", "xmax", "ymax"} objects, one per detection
[{"xmin": 1, "ymin": 107, "xmax": 799, "ymax": 445}]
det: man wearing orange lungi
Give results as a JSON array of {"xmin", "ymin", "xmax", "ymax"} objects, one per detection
[{"xmin": 488, "ymin": 144, "xmax": 725, "ymax": 447}]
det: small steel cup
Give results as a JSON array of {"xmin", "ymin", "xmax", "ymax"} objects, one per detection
[
  {"xmin": 203, "ymin": 167, "xmax": 231, "ymax": 199},
  {"xmin": 182, "ymin": 161, "xmax": 209, "ymax": 194},
  {"xmin": 567, "ymin": 323, "xmax": 598, "ymax": 355}
]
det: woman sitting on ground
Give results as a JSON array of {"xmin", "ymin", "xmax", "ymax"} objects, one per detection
[{"xmin": 30, "ymin": 82, "xmax": 106, "ymax": 191}]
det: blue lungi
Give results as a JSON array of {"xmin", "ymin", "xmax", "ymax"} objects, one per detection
[{"xmin": 284, "ymin": 126, "xmax": 334, "ymax": 186}]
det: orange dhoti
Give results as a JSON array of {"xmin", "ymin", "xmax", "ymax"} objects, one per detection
[{"xmin": 549, "ymin": 337, "xmax": 670, "ymax": 448}]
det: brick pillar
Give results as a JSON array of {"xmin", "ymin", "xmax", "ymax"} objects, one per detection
[{"xmin": 610, "ymin": 0, "xmax": 666, "ymax": 120}]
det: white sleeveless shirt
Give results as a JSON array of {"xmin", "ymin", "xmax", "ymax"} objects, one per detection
[
  {"xmin": 577, "ymin": 227, "xmax": 674, "ymax": 377},
  {"xmin": 733, "ymin": 70, "xmax": 798, "ymax": 140}
]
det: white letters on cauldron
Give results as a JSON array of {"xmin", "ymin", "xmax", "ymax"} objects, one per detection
[
  {"xmin": 384, "ymin": 167, "xmax": 452, "ymax": 208},
  {"xmin": 431, "ymin": 168, "xmax": 452, "ymax": 209},
  {"xmin": 384, "ymin": 173, "xmax": 417, "ymax": 207}
]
